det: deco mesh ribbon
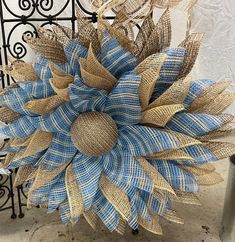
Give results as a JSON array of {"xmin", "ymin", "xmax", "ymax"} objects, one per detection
[{"xmin": 0, "ymin": 4, "xmax": 235, "ymax": 235}]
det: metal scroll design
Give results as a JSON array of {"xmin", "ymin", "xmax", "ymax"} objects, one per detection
[{"xmin": 0, "ymin": 0, "xmax": 114, "ymax": 88}]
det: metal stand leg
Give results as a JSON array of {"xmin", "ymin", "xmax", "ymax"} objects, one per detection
[
  {"xmin": 132, "ymin": 229, "xmax": 139, "ymax": 235},
  {"xmin": 17, "ymin": 185, "xmax": 25, "ymax": 218},
  {"xmin": 220, "ymin": 155, "xmax": 235, "ymax": 242}
]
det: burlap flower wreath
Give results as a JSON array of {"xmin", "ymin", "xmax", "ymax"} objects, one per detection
[{"xmin": 0, "ymin": 5, "xmax": 235, "ymax": 235}]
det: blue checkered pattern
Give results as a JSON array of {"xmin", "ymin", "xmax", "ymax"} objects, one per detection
[
  {"xmin": 0, "ymin": 116, "xmax": 36, "ymax": 138},
  {"xmin": 72, "ymin": 153, "xmax": 103, "ymax": 209},
  {"xmin": 118, "ymin": 125, "xmax": 189, "ymax": 157},
  {"xmin": 166, "ymin": 112, "xmax": 231, "ymax": 137},
  {"xmin": 32, "ymin": 102, "xmax": 79, "ymax": 133},
  {"xmin": 0, "ymin": 88, "xmax": 32, "ymax": 115},
  {"xmin": 151, "ymin": 160, "xmax": 199, "ymax": 192},
  {"xmin": 105, "ymin": 71, "xmax": 142, "ymax": 127},
  {"xmin": 101, "ymin": 30, "xmax": 137, "ymax": 79},
  {"xmin": 152, "ymin": 48, "xmax": 186, "ymax": 99},
  {"xmin": 64, "ymin": 39, "xmax": 88, "ymax": 75},
  {"xmin": 36, "ymin": 132, "xmax": 77, "ymax": 170},
  {"xmin": 93, "ymin": 189, "xmax": 120, "ymax": 231},
  {"xmin": 184, "ymin": 79, "xmax": 215, "ymax": 107}
]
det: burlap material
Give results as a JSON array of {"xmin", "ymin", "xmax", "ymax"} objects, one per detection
[
  {"xmin": 148, "ymin": 75, "xmax": 192, "ymax": 108},
  {"xmin": 179, "ymin": 33, "xmax": 203, "ymax": 79},
  {"xmin": 71, "ymin": 112, "xmax": 118, "ymax": 156},
  {"xmin": 2, "ymin": 153, "xmax": 16, "ymax": 168},
  {"xmin": 0, "ymin": 62, "xmax": 38, "ymax": 81},
  {"xmin": 175, "ymin": 191, "xmax": 201, "ymax": 205},
  {"xmin": 100, "ymin": 176, "xmax": 131, "ymax": 221},
  {"xmin": 25, "ymin": 95, "xmax": 64, "ymax": 115},
  {"xmin": 203, "ymin": 141, "xmax": 235, "ymax": 160},
  {"xmin": 80, "ymin": 58, "xmax": 115, "ymax": 92},
  {"xmin": 139, "ymin": 69, "xmax": 160, "ymax": 109},
  {"xmin": 141, "ymin": 104, "xmax": 185, "ymax": 127},
  {"xmin": 135, "ymin": 53, "xmax": 167, "ymax": 74},
  {"xmin": 154, "ymin": 0, "xmax": 182, "ymax": 8},
  {"xmin": 49, "ymin": 80, "xmax": 70, "ymax": 101},
  {"xmin": 195, "ymin": 92, "xmax": 235, "ymax": 115},
  {"xmin": 52, "ymin": 25, "xmax": 76, "ymax": 45},
  {"xmin": 0, "ymin": 106, "xmax": 20, "ymax": 123},
  {"xmin": 200, "ymin": 122, "xmax": 235, "ymax": 141},
  {"xmin": 99, "ymin": 20, "xmax": 135, "ymax": 54},
  {"xmin": 147, "ymin": 149, "xmax": 194, "ymax": 161},
  {"xmin": 65, "ymin": 164, "xmax": 84, "ymax": 223},
  {"xmin": 26, "ymin": 167, "xmax": 38, "ymax": 181},
  {"xmin": 188, "ymin": 80, "xmax": 232, "ymax": 112},
  {"xmin": 163, "ymin": 209, "xmax": 184, "ymax": 224},
  {"xmin": 14, "ymin": 164, "xmax": 33, "ymax": 187},
  {"xmin": 181, "ymin": 163, "xmax": 216, "ymax": 176},
  {"xmin": 139, "ymin": 214, "xmax": 163, "ymax": 235},
  {"xmin": 86, "ymin": 45, "xmax": 117, "ymax": 85},
  {"xmin": 29, "ymin": 163, "xmax": 68, "ymax": 192},
  {"xmin": 134, "ymin": 14, "xmax": 155, "ymax": 57},
  {"xmin": 138, "ymin": 9, "xmax": 171, "ymax": 62},
  {"xmin": 165, "ymin": 130, "xmax": 201, "ymax": 148},
  {"xmin": 76, "ymin": 8, "xmax": 100, "ymax": 53},
  {"xmin": 18, "ymin": 130, "xmax": 53, "ymax": 159},
  {"xmin": 197, "ymin": 172, "xmax": 224, "ymax": 186},
  {"xmin": 83, "ymin": 209, "xmax": 101, "ymax": 230},
  {"xmin": 137, "ymin": 158, "xmax": 176, "ymax": 196},
  {"xmin": 115, "ymin": 218, "xmax": 126, "ymax": 235},
  {"xmin": 10, "ymin": 137, "xmax": 31, "ymax": 147},
  {"xmin": 26, "ymin": 36, "xmax": 67, "ymax": 64}
]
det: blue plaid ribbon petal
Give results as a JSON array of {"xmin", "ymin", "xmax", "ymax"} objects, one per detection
[
  {"xmin": 72, "ymin": 153, "xmax": 103, "ymax": 210},
  {"xmin": 105, "ymin": 71, "xmax": 142, "ymax": 127},
  {"xmin": 184, "ymin": 79, "xmax": 216, "ymax": 107},
  {"xmin": 93, "ymin": 189, "xmax": 120, "ymax": 232},
  {"xmin": 64, "ymin": 39, "xmax": 88, "ymax": 75},
  {"xmin": 118, "ymin": 125, "xmax": 190, "ymax": 157},
  {"xmin": 103, "ymin": 148, "xmax": 154, "ymax": 193},
  {"xmin": 32, "ymin": 102, "xmax": 79, "ymax": 133},
  {"xmin": 35, "ymin": 132, "xmax": 77, "ymax": 170},
  {"xmin": 152, "ymin": 48, "xmax": 186, "ymax": 99},
  {"xmin": 48, "ymin": 175, "xmax": 67, "ymax": 213},
  {"xmin": 101, "ymin": 30, "xmax": 137, "ymax": 79},
  {"xmin": 166, "ymin": 112, "xmax": 232, "ymax": 137},
  {"xmin": 0, "ymin": 116, "xmax": 36, "ymax": 138},
  {"xmin": 150, "ymin": 160, "xmax": 199, "ymax": 192}
]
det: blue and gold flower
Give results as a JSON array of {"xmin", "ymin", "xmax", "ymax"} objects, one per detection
[{"xmin": 0, "ymin": 9, "xmax": 234, "ymax": 235}]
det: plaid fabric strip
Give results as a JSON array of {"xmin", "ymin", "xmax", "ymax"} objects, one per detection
[
  {"xmin": 32, "ymin": 101, "xmax": 79, "ymax": 133},
  {"xmin": 103, "ymin": 149, "xmax": 154, "ymax": 193},
  {"xmin": 93, "ymin": 189, "xmax": 120, "ymax": 232},
  {"xmin": 151, "ymin": 160, "xmax": 198, "ymax": 192},
  {"xmin": 1, "ymin": 145, "xmax": 24, "ymax": 154},
  {"xmin": 72, "ymin": 153, "xmax": 103, "ymax": 209},
  {"xmin": 7, "ymin": 151, "xmax": 45, "ymax": 169},
  {"xmin": 64, "ymin": 39, "xmax": 88, "ymax": 75},
  {"xmin": 0, "ymin": 88, "xmax": 32, "ymax": 115},
  {"xmin": 184, "ymin": 79, "xmax": 215, "ymax": 107},
  {"xmin": 140, "ymin": 191, "xmax": 169, "ymax": 216},
  {"xmin": 128, "ymin": 195, "xmax": 139, "ymax": 230},
  {"xmin": 166, "ymin": 112, "xmax": 231, "ymax": 137},
  {"xmin": 48, "ymin": 175, "xmax": 67, "ymax": 213},
  {"xmin": 101, "ymin": 30, "xmax": 137, "ymax": 79},
  {"xmin": 0, "ymin": 116, "xmax": 36, "ymax": 138},
  {"xmin": 118, "ymin": 125, "xmax": 184, "ymax": 157},
  {"xmin": 152, "ymin": 48, "xmax": 186, "ymax": 99},
  {"xmin": 36, "ymin": 132, "xmax": 77, "ymax": 170},
  {"xmin": 33, "ymin": 58, "xmax": 52, "ymax": 81},
  {"xmin": 69, "ymin": 76, "xmax": 107, "ymax": 112},
  {"xmin": 30, "ymin": 172, "xmax": 64, "ymax": 206},
  {"xmin": 134, "ymin": 192, "xmax": 151, "ymax": 221},
  {"xmin": 59, "ymin": 200, "xmax": 73, "ymax": 224},
  {"xmin": 183, "ymin": 145, "xmax": 217, "ymax": 164},
  {"xmin": 105, "ymin": 71, "xmax": 142, "ymax": 127}
]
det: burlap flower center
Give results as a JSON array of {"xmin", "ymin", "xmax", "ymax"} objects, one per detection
[{"xmin": 71, "ymin": 111, "xmax": 118, "ymax": 156}]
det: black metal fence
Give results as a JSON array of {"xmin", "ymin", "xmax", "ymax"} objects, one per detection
[{"xmin": 0, "ymin": 0, "xmax": 110, "ymax": 219}]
